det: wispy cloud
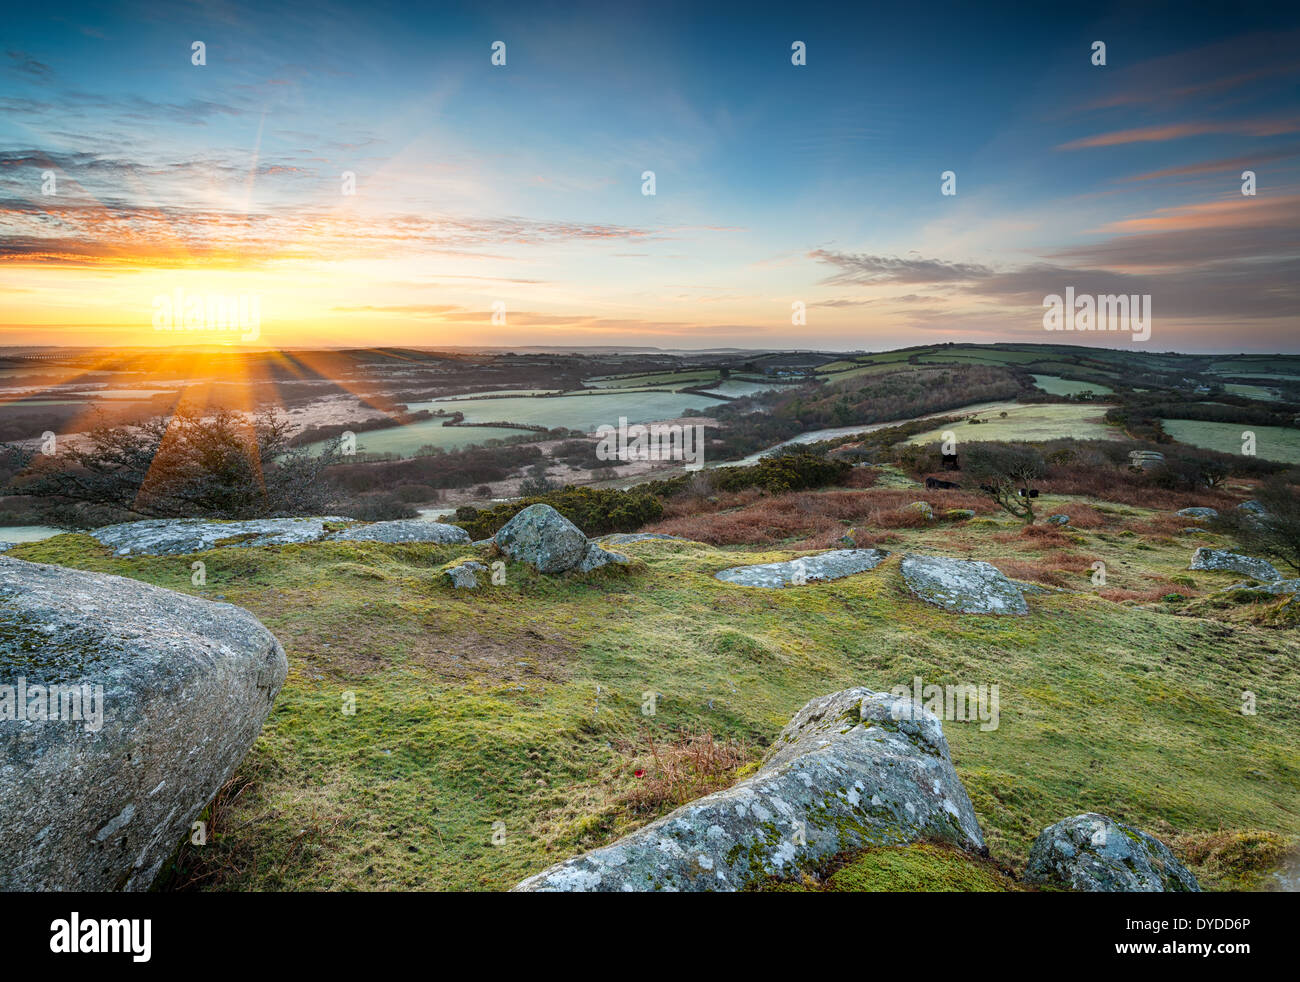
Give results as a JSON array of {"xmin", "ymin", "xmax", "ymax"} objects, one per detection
[
  {"xmin": 1059, "ymin": 118, "xmax": 1300, "ymax": 150},
  {"xmin": 811, "ymin": 251, "xmax": 993, "ymax": 285}
]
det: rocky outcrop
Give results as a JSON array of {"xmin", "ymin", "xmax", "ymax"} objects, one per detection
[
  {"xmin": 1218, "ymin": 579, "xmax": 1300, "ymax": 596},
  {"xmin": 576, "ymin": 543, "xmax": 632, "ymax": 573},
  {"xmin": 714, "ymin": 549, "xmax": 889, "ymax": 588},
  {"xmin": 599, "ymin": 533, "xmax": 690, "ymax": 546},
  {"xmin": 908, "ymin": 501, "xmax": 934, "ymax": 521},
  {"xmin": 494, "ymin": 504, "xmax": 588, "ymax": 573},
  {"xmin": 1024, "ymin": 813, "xmax": 1201, "ymax": 892},
  {"xmin": 0, "ymin": 557, "xmax": 286, "ymax": 891},
  {"xmin": 513, "ymin": 687, "xmax": 984, "ymax": 891},
  {"xmin": 328, "ymin": 519, "xmax": 469, "ymax": 545},
  {"xmin": 901, "ymin": 555, "xmax": 1028, "ymax": 615},
  {"xmin": 493, "ymin": 504, "xmax": 631, "ymax": 574},
  {"xmin": 1047, "ymin": 514, "xmax": 1069, "ymax": 526},
  {"xmin": 1238, "ymin": 500, "xmax": 1267, "ymax": 517},
  {"xmin": 1189, "ymin": 547, "xmax": 1280, "ymax": 581},
  {"xmin": 1128, "ymin": 450, "xmax": 1164, "ymax": 470},
  {"xmin": 92, "ymin": 517, "xmax": 351, "ymax": 555},
  {"xmin": 1177, "ymin": 507, "xmax": 1218, "ymax": 520},
  {"xmin": 443, "ymin": 560, "xmax": 487, "ymax": 589},
  {"xmin": 89, "ymin": 516, "xmax": 470, "ymax": 555}
]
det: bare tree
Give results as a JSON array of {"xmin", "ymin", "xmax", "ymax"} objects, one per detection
[
  {"xmin": 2, "ymin": 407, "xmax": 343, "ymax": 521},
  {"xmin": 967, "ymin": 443, "xmax": 1046, "ymax": 525},
  {"xmin": 1217, "ymin": 479, "xmax": 1300, "ymax": 574}
]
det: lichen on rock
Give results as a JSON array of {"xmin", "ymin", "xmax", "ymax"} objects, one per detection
[{"xmin": 513, "ymin": 687, "xmax": 985, "ymax": 892}]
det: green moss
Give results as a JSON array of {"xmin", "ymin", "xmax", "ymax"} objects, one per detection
[
  {"xmin": 0, "ymin": 607, "xmax": 121, "ymax": 679},
  {"xmin": 754, "ymin": 843, "xmax": 1022, "ymax": 892}
]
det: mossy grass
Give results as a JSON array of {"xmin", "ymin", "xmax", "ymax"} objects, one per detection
[{"xmin": 9, "ymin": 506, "xmax": 1298, "ymax": 891}]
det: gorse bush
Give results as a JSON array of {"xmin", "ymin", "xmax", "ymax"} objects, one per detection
[
  {"xmin": 452, "ymin": 485, "xmax": 664, "ymax": 539},
  {"xmin": 643, "ymin": 449, "xmax": 852, "ymax": 500}
]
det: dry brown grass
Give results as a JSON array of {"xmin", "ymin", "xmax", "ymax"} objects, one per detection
[
  {"xmin": 1037, "ymin": 468, "xmax": 1237, "ymax": 511},
  {"xmin": 996, "ymin": 524, "xmax": 1071, "ymax": 548},
  {"xmin": 1098, "ymin": 582, "xmax": 1193, "ymax": 603},
  {"xmin": 994, "ymin": 559, "xmax": 1071, "ymax": 588},
  {"xmin": 648, "ymin": 487, "xmax": 993, "ymax": 546},
  {"xmin": 613, "ymin": 730, "xmax": 751, "ymax": 817},
  {"xmin": 1169, "ymin": 828, "xmax": 1294, "ymax": 891}
]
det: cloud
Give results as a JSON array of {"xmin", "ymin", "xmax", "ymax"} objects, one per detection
[
  {"xmin": 1123, "ymin": 145, "xmax": 1300, "ymax": 181},
  {"xmin": 805, "ymin": 193, "xmax": 1300, "ymax": 325},
  {"xmin": 1058, "ymin": 117, "xmax": 1300, "ymax": 150},
  {"xmin": 331, "ymin": 304, "xmax": 463, "ymax": 317},
  {"xmin": 0, "ymin": 193, "xmax": 659, "ymax": 268},
  {"xmin": 810, "ymin": 250, "xmax": 993, "ymax": 285},
  {"xmin": 5, "ymin": 51, "xmax": 52, "ymax": 80}
]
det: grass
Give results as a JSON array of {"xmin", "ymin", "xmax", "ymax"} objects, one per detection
[
  {"xmin": 907, "ymin": 403, "xmax": 1124, "ymax": 445},
  {"xmin": 587, "ymin": 370, "xmax": 720, "ymax": 389},
  {"xmin": 9, "ymin": 491, "xmax": 1299, "ymax": 892},
  {"xmin": 1223, "ymin": 384, "xmax": 1282, "ymax": 402},
  {"xmin": 753, "ymin": 842, "xmax": 1023, "ymax": 891},
  {"xmin": 1031, "ymin": 374, "xmax": 1114, "ymax": 397},
  {"xmin": 306, "ymin": 389, "xmax": 725, "ymax": 457},
  {"xmin": 1162, "ymin": 419, "xmax": 1300, "ymax": 465}
]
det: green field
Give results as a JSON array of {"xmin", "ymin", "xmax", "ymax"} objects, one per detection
[
  {"xmin": 1223, "ymin": 384, "xmax": 1282, "ymax": 402},
  {"xmin": 1162, "ymin": 419, "xmax": 1300, "ymax": 464},
  {"xmin": 313, "ymin": 389, "xmax": 727, "ymax": 457},
  {"xmin": 1031, "ymin": 374, "xmax": 1114, "ymax": 397},
  {"xmin": 917, "ymin": 350, "xmax": 1046, "ymax": 366},
  {"xmin": 587, "ymin": 370, "xmax": 719, "ymax": 389},
  {"xmin": 908, "ymin": 403, "xmax": 1122, "ymax": 445},
  {"xmin": 706, "ymin": 379, "xmax": 780, "ymax": 398},
  {"xmin": 822, "ymin": 362, "xmax": 915, "ymax": 383},
  {"xmin": 328, "ymin": 423, "xmax": 529, "ymax": 455}
]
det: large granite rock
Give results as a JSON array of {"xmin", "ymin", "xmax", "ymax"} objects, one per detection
[
  {"xmin": 91, "ymin": 517, "xmax": 352, "ymax": 556},
  {"xmin": 513, "ymin": 687, "xmax": 985, "ymax": 892},
  {"xmin": 493, "ymin": 504, "xmax": 590, "ymax": 573},
  {"xmin": 1024, "ymin": 813, "xmax": 1201, "ymax": 892},
  {"xmin": 1176, "ymin": 507, "xmax": 1218, "ymax": 520},
  {"xmin": 715, "ymin": 549, "xmax": 889, "ymax": 588},
  {"xmin": 576, "ymin": 543, "xmax": 632, "ymax": 573},
  {"xmin": 1189, "ymin": 547, "xmax": 1280, "ymax": 581},
  {"xmin": 0, "ymin": 557, "xmax": 286, "ymax": 891},
  {"xmin": 328, "ymin": 519, "xmax": 469, "ymax": 544},
  {"xmin": 901, "ymin": 554, "xmax": 1028, "ymax": 615}
]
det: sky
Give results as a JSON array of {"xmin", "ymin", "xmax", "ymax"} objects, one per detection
[{"xmin": 1, "ymin": 0, "xmax": 1297, "ymax": 352}]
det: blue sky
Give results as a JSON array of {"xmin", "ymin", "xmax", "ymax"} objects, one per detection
[{"xmin": 2, "ymin": 0, "xmax": 1297, "ymax": 350}]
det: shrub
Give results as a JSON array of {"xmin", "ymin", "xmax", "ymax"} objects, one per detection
[
  {"xmin": 335, "ymin": 492, "xmax": 418, "ymax": 521},
  {"xmin": 452, "ymin": 485, "xmax": 664, "ymax": 539},
  {"xmin": 2, "ymin": 407, "xmax": 341, "ymax": 520},
  {"xmin": 1215, "ymin": 478, "xmax": 1300, "ymax": 573}
]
